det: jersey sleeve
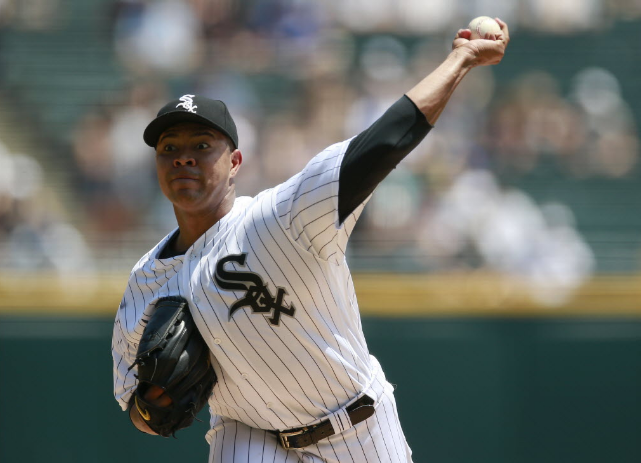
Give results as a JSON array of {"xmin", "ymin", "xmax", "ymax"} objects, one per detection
[
  {"xmin": 337, "ymin": 95, "xmax": 431, "ymax": 223},
  {"xmin": 111, "ymin": 297, "xmax": 140, "ymax": 411},
  {"xmin": 274, "ymin": 139, "xmax": 365, "ymax": 263}
]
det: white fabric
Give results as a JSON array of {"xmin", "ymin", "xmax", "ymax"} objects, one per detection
[
  {"xmin": 112, "ymin": 137, "xmax": 411, "ymax": 461},
  {"xmin": 207, "ymin": 377, "xmax": 412, "ymax": 463},
  {"xmin": 327, "ymin": 407, "xmax": 352, "ymax": 434}
]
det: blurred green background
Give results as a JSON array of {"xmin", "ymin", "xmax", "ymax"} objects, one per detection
[
  {"xmin": 2, "ymin": 315, "xmax": 641, "ymax": 462},
  {"xmin": 1, "ymin": 0, "xmax": 641, "ymax": 462}
]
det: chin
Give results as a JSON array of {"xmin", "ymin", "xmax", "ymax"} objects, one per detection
[{"xmin": 170, "ymin": 191, "xmax": 204, "ymax": 207}]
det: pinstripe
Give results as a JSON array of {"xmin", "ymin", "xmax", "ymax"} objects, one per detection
[
  {"xmin": 224, "ymin": 236, "xmax": 331, "ymax": 411},
  {"xmin": 385, "ymin": 401, "xmax": 405, "ymax": 462},
  {"xmin": 376, "ymin": 381, "xmax": 404, "ymax": 462},
  {"xmin": 120, "ymin": 284, "xmax": 139, "ymax": 396},
  {"xmin": 350, "ymin": 416, "xmax": 371, "ymax": 463},
  {"xmin": 126, "ymin": 284, "xmax": 136, "ymax": 336},
  {"xmin": 292, "ymin": 209, "xmax": 334, "ymax": 242},
  {"xmin": 280, "ymin": 195, "xmax": 337, "ymax": 221},
  {"xmin": 364, "ymin": 419, "xmax": 382, "ymax": 462},
  {"xmin": 292, "ymin": 175, "xmax": 338, "ymax": 202},
  {"xmin": 315, "ymin": 231, "xmax": 336, "ymax": 257},
  {"xmin": 140, "ymin": 271, "xmax": 154, "ymax": 302},
  {"xmin": 372, "ymin": 380, "xmax": 399, "ymax": 463},
  {"xmin": 305, "ymin": 222, "xmax": 334, "ymax": 251},
  {"xmin": 303, "ymin": 219, "xmax": 334, "ymax": 247},
  {"xmin": 307, "ymin": 150, "xmax": 342, "ymax": 167},
  {"xmin": 338, "ymin": 225, "xmax": 350, "ymax": 257},
  {"xmin": 216, "ymin": 369, "xmax": 262, "ymax": 428},
  {"xmin": 194, "ymin": 225, "xmax": 289, "ymax": 429},
  {"xmin": 247, "ymin": 421, "xmax": 253, "ymax": 461},
  {"xmin": 132, "ymin": 278, "xmax": 145, "ymax": 320},
  {"xmin": 251, "ymin": 207, "xmax": 353, "ymax": 404},
  {"xmin": 132, "ymin": 276, "xmax": 149, "ymax": 335},
  {"xmin": 221, "ymin": 240, "xmax": 323, "ymax": 418},
  {"xmin": 201, "ymin": 316, "xmax": 296, "ymax": 426},
  {"xmin": 371, "ymin": 409, "xmax": 393, "ymax": 462},
  {"xmin": 337, "ymin": 240, "xmax": 345, "ymax": 256},
  {"xmin": 218, "ymin": 423, "xmax": 225, "ymax": 463},
  {"xmin": 339, "ymin": 433, "xmax": 357, "ymax": 463},
  {"xmin": 193, "ymin": 222, "xmax": 282, "ymax": 428},
  {"xmin": 113, "ymin": 346, "xmax": 125, "ymax": 404},
  {"xmin": 388, "ymin": 386, "xmax": 410, "ymax": 461},
  {"xmin": 301, "ymin": 385, "xmax": 410, "ymax": 462},
  {"xmin": 328, "ymin": 440, "xmax": 341, "ymax": 462},
  {"xmin": 216, "ymin": 246, "xmax": 314, "ymax": 424},
  {"xmin": 208, "ymin": 417, "xmax": 302, "ymax": 463},
  {"xmin": 190, "ymin": 228, "xmax": 265, "ymax": 429},
  {"xmin": 265, "ymin": 205, "xmax": 363, "ymax": 391},
  {"xmin": 276, "ymin": 174, "xmax": 337, "ymax": 209},
  {"xmin": 276, "ymin": 181, "xmax": 298, "ymax": 200},
  {"xmin": 113, "ymin": 138, "xmax": 412, "ymax": 462},
  {"xmin": 244, "ymin": 209, "xmax": 348, "ymax": 400}
]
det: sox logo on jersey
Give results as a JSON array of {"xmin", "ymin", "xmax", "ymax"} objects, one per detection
[
  {"xmin": 214, "ymin": 253, "xmax": 296, "ymax": 325},
  {"xmin": 113, "ymin": 136, "xmax": 413, "ymax": 462}
]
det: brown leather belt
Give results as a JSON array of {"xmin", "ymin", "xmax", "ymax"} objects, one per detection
[{"xmin": 274, "ymin": 395, "xmax": 375, "ymax": 449}]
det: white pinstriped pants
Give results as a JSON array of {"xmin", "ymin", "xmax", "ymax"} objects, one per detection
[{"xmin": 207, "ymin": 382, "xmax": 413, "ymax": 463}]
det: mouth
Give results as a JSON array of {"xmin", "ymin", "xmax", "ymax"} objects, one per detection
[{"xmin": 170, "ymin": 174, "xmax": 199, "ymax": 182}]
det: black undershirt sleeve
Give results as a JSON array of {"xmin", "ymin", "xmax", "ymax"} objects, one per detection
[{"xmin": 338, "ymin": 95, "xmax": 433, "ymax": 224}]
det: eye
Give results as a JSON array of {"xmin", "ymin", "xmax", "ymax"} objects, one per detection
[
  {"xmin": 196, "ymin": 142, "xmax": 210, "ymax": 150},
  {"xmin": 162, "ymin": 144, "xmax": 177, "ymax": 152}
]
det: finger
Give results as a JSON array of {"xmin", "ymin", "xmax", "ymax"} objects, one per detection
[
  {"xmin": 144, "ymin": 386, "xmax": 174, "ymax": 407},
  {"xmin": 144, "ymin": 385, "xmax": 165, "ymax": 401},
  {"xmin": 452, "ymin": 37, "xmax": 469, "ymax": 50},
  {"xmin": 495, "ymin": 17, "xmax": 510, "ymax": 43},
  {"xmin": 453, "ymin": 29, "xmax": 471, "ymax": 50},
  {"xmin": 153, "ymin": 394, "xmax": 173, "ymax": 408},
  {"xmin": 457, "ymin": 29, "xmax": 472, "ymax": 40}
]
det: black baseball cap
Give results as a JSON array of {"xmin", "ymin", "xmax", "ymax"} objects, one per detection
[{"xmin": 143, "ymin": 95, "xmax": 239, "ymax": 149}]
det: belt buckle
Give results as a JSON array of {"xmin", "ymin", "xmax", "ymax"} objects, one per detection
[{"xmin": 278, "ymin": 427, "xmax": 308, "ymax": 449}]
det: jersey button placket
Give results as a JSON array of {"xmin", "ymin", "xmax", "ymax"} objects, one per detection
[{"xmin": 183, "ymin": 252, "xmax": 194, "ymax": 304}]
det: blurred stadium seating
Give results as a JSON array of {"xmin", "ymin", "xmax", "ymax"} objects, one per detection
[
  {"xmin": 1, "ymin": 0, "xmax": 641, "ymax": 291},
  {"xmin": 1, "ymin": 2, "xmax": 641, "ymax": 463}
]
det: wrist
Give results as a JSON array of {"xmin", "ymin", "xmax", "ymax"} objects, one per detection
[{"xmin": 450, "ymin": 47, "xmax": 477, "ymax": 70}]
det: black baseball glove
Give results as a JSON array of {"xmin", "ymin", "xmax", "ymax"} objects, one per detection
[{"xmin": 129, "ymin": 296, "xmax": 217, "ymax": 437}]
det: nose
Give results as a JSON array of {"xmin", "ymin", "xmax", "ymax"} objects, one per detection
[{"xmin": 173, "ymin": 157, "xmax": 196, "ymax": 167}]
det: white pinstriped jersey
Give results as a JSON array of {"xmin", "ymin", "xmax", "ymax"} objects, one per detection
[{"xmin": 112, "ymin": 138, "xmax": 390, "ymax": 435}]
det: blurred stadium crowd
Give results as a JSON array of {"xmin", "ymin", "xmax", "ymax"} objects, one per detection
[{"xmin": 1, "ymin": 0, "xmax": 641, "ymax": 305}]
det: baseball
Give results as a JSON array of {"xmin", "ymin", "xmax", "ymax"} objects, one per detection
[{"xmin": 468, "ymin": 16, "xmax": 501, "ymax": 40}]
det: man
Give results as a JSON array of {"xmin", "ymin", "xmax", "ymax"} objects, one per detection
[{"xmin": 112, "ymin": 22, "xmax": 509, "ymax": 462}]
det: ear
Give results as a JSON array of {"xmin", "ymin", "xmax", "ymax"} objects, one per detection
[{"xmin": 230, "ymin": 149, "xmax": 242, "ymax": 178}]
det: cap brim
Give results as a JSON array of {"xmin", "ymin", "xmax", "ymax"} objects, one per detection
[{"xmin": 143, "ymin": 111, "xmax": 237, "ymax": 148}]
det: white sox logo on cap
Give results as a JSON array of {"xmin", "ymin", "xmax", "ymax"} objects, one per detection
[{"xmin": 176, "ymin": 94, "xmax": 197, "ymax": 113}]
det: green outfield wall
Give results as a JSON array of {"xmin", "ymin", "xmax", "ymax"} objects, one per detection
[{"xmin": 1, "ymin": 315, "xmax": 640, "ymax": 463}]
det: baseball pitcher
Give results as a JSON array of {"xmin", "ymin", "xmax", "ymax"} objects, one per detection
[{"xmin": 112, "ymin": 22, "xmax": 510, "ymax": 462}]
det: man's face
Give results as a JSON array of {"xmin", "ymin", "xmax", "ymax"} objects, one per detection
[{"xmin": 155, "ymin": 122, "xmax": 241, "ymax": 214}]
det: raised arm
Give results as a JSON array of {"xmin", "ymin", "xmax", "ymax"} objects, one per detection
[
  {"xmin": 406, "ymin": 18, "xmax": 510, "ymax": 125},
  {"xmin": 277, "ymin": 20, "xmax": 510, "ymax": 258},
  {"xmin": 338, "ymin": 18, "xmax": 510, "ymax": 223}
]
